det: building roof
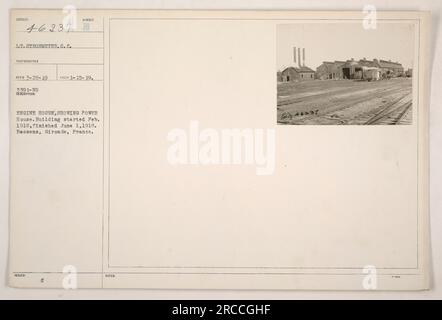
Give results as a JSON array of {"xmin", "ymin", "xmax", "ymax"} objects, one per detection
[
  {"xmin": 322, "ymin": 61, "xmax": 345, "ymax": 65},
  {"xmin": 343, "ymin": 60, "xmax": 359, "ymax": 67},
  {"xmin": 282, "ymin": 66, "xmax": 315, "ymax": 73},
  {"xmin": 281, "ymin": 66, "xmax": 297, "ymax": 73},
  {"xmin": 320, "ymin": 59, "xmax": 403, "ymax": 70},
  {"xmin": 379, "ymin": 59, "xmax": 403, "ymax": 68},
  {"xmin": 358, "ymin": 59, "xmax": 380, "ymax": 67},
  {"xmin": 297, "ymin": 66, "xmax": 315, "ymax": 73}
]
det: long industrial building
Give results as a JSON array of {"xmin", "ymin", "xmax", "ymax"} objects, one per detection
[{"xmin": 316, "ymin": 58, "xmax": 405, "ymax": 80}]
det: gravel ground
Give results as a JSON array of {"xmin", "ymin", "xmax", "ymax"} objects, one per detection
[{"xmin": 277, "ymin": 78, "xmax": 413, "ymax": 125}]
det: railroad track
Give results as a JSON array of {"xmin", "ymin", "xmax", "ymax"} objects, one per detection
[
  {"xmin": 393, "ymin": 102, "xmax": 413, "ymax": 124},
  {"xmin": 279, "ymin": 88, "xmax": 410, "ymax": 125},
  {"xmin": 278, "ymin": 86, "xmax": 362, "ymax": 106},
  {"xmin": 277, "ymin": 81, "xmax": 407, "ymax": 107},
  {"xmin": 364, "ymin": 100, "xmax": 412, "ymax": 125}
]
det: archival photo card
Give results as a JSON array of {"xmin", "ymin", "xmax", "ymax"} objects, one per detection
[
  {"xmin": 8, "ymin": 10, "xmax": 430, "ymax": 290},
  {"xmin": 276, "ymin": 22, "xmax": 415, "ymax": 125}
]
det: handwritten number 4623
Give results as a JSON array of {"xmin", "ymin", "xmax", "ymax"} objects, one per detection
[{"xmin": 26, "ymin": 24, "xmax": 71, "ymax": 33}]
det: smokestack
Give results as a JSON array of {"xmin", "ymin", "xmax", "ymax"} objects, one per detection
[
  {"xmin": 303, "ymin": 48, "xmax": 305, "ymax": 66},
  {"xmin": 298, "ymin": 47, "xmax": 301, "ymax": 67},
  {"xmin": 293, "ymin": 47, "xmax": 296, "ymax": 64}
]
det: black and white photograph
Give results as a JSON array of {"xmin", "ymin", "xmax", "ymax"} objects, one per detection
[{"xmin": 277, "ymin": 23, "xmax": 415, "ymax": 125}]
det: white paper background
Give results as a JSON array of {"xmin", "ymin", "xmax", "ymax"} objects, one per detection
[{"xmin": 0, "ymin": 0, "xmax": 441, "ymax": 299}]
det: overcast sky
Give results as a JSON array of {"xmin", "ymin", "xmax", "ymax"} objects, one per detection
[{"xmin": 276, "ymin": 22, "xmax": 415, "ymax": 71}]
